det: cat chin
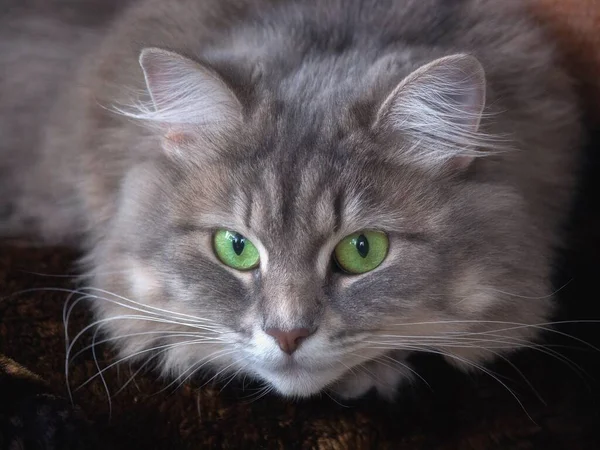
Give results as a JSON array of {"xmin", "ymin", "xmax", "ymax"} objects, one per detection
[
  {"xmin": 253, "ymin": 366, "xmax": 347, "ymax": 398},
  {"xmin": 256, "ymin": 367, "xmax": 407, "ymax": 401},
  {"xmin": 252, "ymin": 354, "xmax": 413, "ymax": 400}
]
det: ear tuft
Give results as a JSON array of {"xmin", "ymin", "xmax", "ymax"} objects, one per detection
[
  {"xmin": 137, "ymin": 48, "xmax": 242, "ymax": 127},
  {"xmin": 375, "ymin": 54, "xmax": 500, "ymax": 170},
  {"xmin": 111, "ymin": 48, "xmax": 245, "ymax": 159},
  {"xmin": 113, "ymin": 48, "xmax": 243, "ymax": 160}
]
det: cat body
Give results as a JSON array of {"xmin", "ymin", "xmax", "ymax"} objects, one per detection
[{"xmin": 0, "ymin": 0, "xmax": 582, "ymax": 398}]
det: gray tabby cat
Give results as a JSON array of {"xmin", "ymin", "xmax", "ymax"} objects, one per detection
[{"xmin": 0, "ymin": 0, "xmax": 582, "ymax": 399}]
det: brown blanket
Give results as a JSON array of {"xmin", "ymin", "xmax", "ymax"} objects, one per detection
[{"xmin": 2, "ymin": 1, "xmax": 600, "ymax": 448}]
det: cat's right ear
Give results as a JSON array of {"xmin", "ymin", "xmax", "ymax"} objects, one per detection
[{"xmin": 137, "ymin": 48, "xmax": 243, "ymax": 157}]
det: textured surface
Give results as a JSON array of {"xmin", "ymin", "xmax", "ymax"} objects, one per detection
[{"xmin": 2, "ymin": 0, "xmax": 600, "ymax": 448}]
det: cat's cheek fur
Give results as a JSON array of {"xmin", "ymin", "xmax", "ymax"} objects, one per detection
[{"xmin": 85, "ymin": 261, "xmax": 169, "ymax": 363}]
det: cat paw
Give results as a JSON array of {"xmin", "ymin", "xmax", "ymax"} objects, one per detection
[{"xmin": 329, "ymin": 353, "xmax": 413, "ymax": 400}]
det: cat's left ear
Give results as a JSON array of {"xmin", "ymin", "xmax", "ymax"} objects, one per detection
[
  {"xmin": 137, "ymin": 48, "xmax": 243, "ymax": 158},
  {"xmin": 374, "ymin": 54, "xmax": 487, "ymax": 171}
]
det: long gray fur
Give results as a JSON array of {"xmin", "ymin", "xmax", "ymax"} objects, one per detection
[{"xmin": 0, "ymin": 0, "xmax": 582, "ymax": 399}]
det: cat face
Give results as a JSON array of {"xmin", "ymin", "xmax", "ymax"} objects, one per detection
[{"xmin": 89, "ymin": 50, "xmax": 553, "ymax": 398}]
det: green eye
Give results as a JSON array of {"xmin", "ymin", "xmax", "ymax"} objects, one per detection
[
  {"xmin": 334, "ymin": 231, "xmax": 389, "ymax": 274},
  {"xmin": 213, "ymin": 229, "xmax": 260, "ymax": 271}
]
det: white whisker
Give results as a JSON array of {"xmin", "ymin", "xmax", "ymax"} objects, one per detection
[
  {"xmin": 219, "ymin": 362, "xmax": 249, "ymax": 393},
  {"xmin": 158, "ymin": 348, "xmax": 238, "ymax": 394},
  {"xmin": 370, "ymin": 345, "xmax": 536, "ymax": 423},
  {"xmin": 91, "ymin": 324, "xmax": 112, "ymax": 420},
  {"xmin": 112, "ymin": 354, "xmax": 158, "ymax": 397},
  {"xmin": 75, "ymin": 338, "xmax": 219, "ymax": 393},
  {"xmin": 385, "ymin": 319, "xmax": 600, "ymax": 353},
  {"xmin": 323, "ymin": 387, "xmax": 351, "ymax": 408},
  {"xmin": 68, "ymin": 330, "xmax": 222, "ymax": 365},
  {"xmin": 67, "ymin": 311, "xmax": 227, "ymax": 367},
  {"xmin": 377, "ymin": 353, "xmax": 431, "ymax": 390},
  {"xmin": 206, "ymin": 355, "xmax": 250, "ymax": 389},
  {"xmin": 480, "ymin": 348, "xmax": 546, "ymax": 405},
  {"xmin": 78, "ymin": 287, "xmax": 217, "ymax": 324}
]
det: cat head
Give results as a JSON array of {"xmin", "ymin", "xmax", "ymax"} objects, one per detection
[{"xmin": 90, "ymin": 48, "xmax": 552, "ymax": 398}]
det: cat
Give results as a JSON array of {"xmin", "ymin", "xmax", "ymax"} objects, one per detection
[{"xmin": 0, "ymin": 0, "xmax": 582, "ymax": 400}]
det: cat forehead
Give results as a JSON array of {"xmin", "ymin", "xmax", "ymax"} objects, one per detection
[
  {"xmin": 161, "ymin": 113, "xmax": 444, "ymax": 235},
  {"xmin": 228, "ymin": 165, "xmax": 362, "ymax": 237},
  {"xmin": 199, "ymin": 161, "xmax": 439, "ymax": 240}
]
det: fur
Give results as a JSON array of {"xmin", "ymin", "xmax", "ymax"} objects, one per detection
[{"xmin": 0, "ymin": 0, "xmax": 582, "ymax": 399}]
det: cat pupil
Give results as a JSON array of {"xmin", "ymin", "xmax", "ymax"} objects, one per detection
[
  {"xmin": 232, "ymin": 233, "xmax": 245, "ymax": 256},
  {"xmin": 356, "ymin": 234, "xmax": 369, "ymax": 258}
]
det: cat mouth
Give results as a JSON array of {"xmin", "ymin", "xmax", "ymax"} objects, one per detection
[{"xmin": 274, "ymin": 357, "xmax": 306, "ymax": 371}]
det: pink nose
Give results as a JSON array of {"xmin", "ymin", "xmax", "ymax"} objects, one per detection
[{"xmin": 265, "ymin": 328, "xmax": 312, "ymax": 355}]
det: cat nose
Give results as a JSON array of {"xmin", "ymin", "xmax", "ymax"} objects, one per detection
[{"xmin": 265, "ymin": 327, "xmax": 312, "ymax": 355}]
